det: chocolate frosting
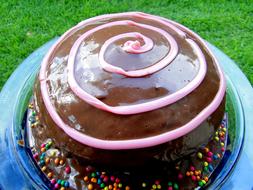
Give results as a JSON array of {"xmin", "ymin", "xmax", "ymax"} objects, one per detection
[{"xmin": 32, "ymin": 12, "xmax": 225, "ymax": 165}]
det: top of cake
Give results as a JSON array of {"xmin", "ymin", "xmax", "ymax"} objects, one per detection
[{"xmin": 35, "ymin": 12, "xmax": 225, "ymax": 150}]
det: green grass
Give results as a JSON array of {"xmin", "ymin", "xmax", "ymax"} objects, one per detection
[{"xmin": 0, "ymin": 0, "xmax": 253, "ymax": 90}]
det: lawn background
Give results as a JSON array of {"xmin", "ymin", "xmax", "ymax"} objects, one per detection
[{"xmin": 0, "ymin": 0, "xmax": 252, "ymax": 90}]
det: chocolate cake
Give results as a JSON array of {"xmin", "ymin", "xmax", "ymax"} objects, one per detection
[{"xmin": 26, "ymin": 12, "xmax": 227, "ymax": 190}]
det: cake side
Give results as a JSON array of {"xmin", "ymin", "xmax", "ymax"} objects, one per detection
[{"xmin": 27, "ymin": 103, "xmax": 228, "ymax": 190}]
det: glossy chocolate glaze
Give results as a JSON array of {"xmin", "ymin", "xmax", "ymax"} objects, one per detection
[{"xmin": 32, "ymin": 14, "xmax": 225, "ymax": 165}]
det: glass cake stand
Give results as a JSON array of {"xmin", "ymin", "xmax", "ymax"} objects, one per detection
[{"xmin": 0, "ymin": 38, "xmax": 252, "ymax": 190}]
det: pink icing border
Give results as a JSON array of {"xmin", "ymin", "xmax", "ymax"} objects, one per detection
[{"xmin": 39, "ymin": 12, "xmax": 226, "ymax": 150}]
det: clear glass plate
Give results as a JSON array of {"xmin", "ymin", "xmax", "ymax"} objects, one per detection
[{"xmin": 0, "ymin": 38, "xmax": 252, "ymax": 189}]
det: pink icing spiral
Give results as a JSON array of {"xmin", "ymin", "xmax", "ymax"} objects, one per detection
[
  {"xmin": 39, "ymin": 12, "xmax": 226, "ymax": 150},
  {"xmin": 67, "ymin": 15, "xmax": 206, "ymax": 115}
]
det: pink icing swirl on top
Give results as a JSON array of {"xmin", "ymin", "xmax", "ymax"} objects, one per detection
[
  {"xmin": 39, "ymin": 12, "xmax": 226, "ymax": 150},
  {"xmin": 67, "ymin": 18, "xmax": 205, "ymax": 114}
]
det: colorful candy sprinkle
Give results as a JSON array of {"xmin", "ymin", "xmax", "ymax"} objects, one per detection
[
  {"xmin": 33, "ymin": 153, "xmax": 39, "ymax": 159},
  {"xmin": 59, "ymin": 159, "xmax": 65, "ymax": 165},
  {"xmin": 178, "ymin": 173, "xmax": 183, "ymax": 180},
  {"xmin": 45, "ymin": 157, "xmax": 50, "ymax": 164},
  {"xmin": 84, "ymin": 176, "xmax": 89, "ymax": 182},
  {"xmin": 197, "ymin": 152, "xmax": 203, "ymax": 159},
  {"xmin": 174, "ymin": 183, "xmax": 179, "ymax": 190},
  {"xmin": 110, "ymin": 176, "xmax": 115, "ymax": 182},
  {"xmin": 41, "ymin": 166, "xmax": 47, "ymax": 171},
  {"xmin": 142, "ymin": 182, "xmax": 147, "ymax": 187},
  {"xmin": 64, "ymin": 181, "xmax": 70, "ymax": 188},
  {"xmin": 206, "ymin": 157, "xmax": 213, "ymax": 163},
  {"xmin": 65, "ymin": 166, "xmax": 71, "ymax": 174},
  {"xmin": 47, "ymin": 172, "xmax": 53, "ymax": 178},
  {"xmin": 51, "ymin": 179, "xmax": 56, "ymax": 184},
  {"xmin": 54, "ymin": 183, "xmax": 60, "ymax": 189},
  {"xmin": 88, "ymin": 184, "xmax": 93, "ymax": 190},
  {"xmin": 54, "ymin": 158, "xmax": 59, "ymax": 165}
]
